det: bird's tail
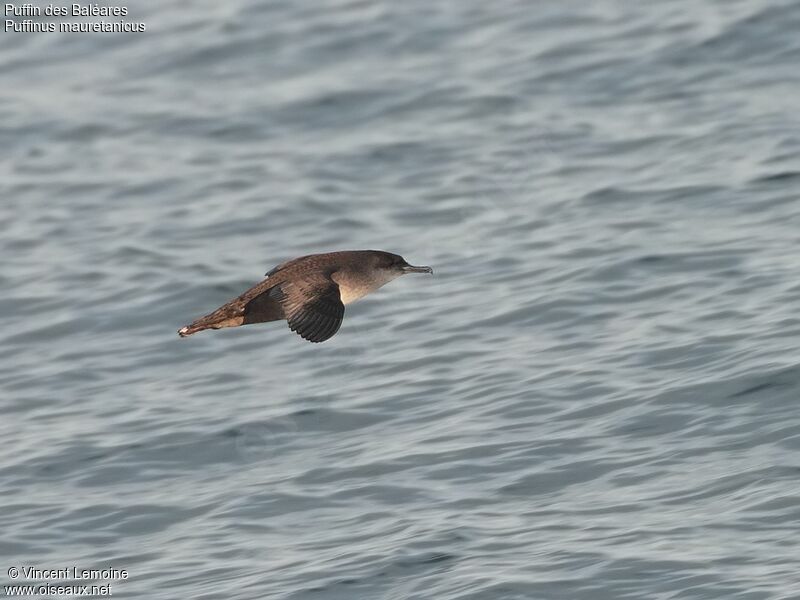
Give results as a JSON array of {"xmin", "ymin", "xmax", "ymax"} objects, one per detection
[
  {"xmin": 177, "ymin": 309, "xmax": 244, "ymax": 337},
  {"xmin": 177, "ymin": 322, "xmax": 205, "ymax": 337}
]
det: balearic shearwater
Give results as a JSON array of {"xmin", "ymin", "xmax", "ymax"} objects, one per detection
[{"xmin": 177, "ymin": 250, "xmax": 433, "ymax": 343}]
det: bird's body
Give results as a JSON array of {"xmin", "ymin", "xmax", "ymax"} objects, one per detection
[{"xmin": 178, "ymin": 250, "xmax": 432, "ymax": 343}]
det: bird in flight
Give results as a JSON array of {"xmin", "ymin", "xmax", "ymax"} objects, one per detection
[{"xmin": 178, "ymin": 250, "xmax": 433, "ymax": 343}]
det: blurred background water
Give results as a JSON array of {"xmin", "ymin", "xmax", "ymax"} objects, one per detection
[{"xmin": 2, "ymin": 0, "xmax": 800, "ymax": 598}]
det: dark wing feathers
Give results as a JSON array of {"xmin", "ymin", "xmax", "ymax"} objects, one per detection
[
  {"xmin": 242, "ymin": 285, "xmax": 285, "ymax": 324},
  {"xmin": 187, "ymin": 264, "xmax": 345, "ymax": 343},
  {"xmin": 278, "ymin": 276, "xmax": 344, "ymax": 343}
]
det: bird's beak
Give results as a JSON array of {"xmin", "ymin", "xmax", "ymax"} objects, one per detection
[{"xmin": 402, "ymin": 264, "xmax": 433, "ymax": 274}]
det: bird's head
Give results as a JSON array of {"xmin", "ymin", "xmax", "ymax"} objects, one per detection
[{"xmin": 372, "ymin": 251, "xmax": 433, "ymax": 276}]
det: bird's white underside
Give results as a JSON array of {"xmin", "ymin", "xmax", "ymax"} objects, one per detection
[{"xmin": 333, "ymin": 270, "xmax": 403, "ymax": 305}]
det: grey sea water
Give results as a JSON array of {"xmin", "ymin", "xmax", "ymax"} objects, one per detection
[{"xmin": 2, "ymin": 0, "xmax": 800, "ymax": 598}]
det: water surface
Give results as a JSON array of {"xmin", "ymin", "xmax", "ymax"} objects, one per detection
[{"xmin": 2, "ymin": 1, "xmax": 800, "ymax": 598}]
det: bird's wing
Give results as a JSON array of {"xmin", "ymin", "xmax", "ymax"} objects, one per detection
[
  {"xmin": 275, "ymin": 276, "xmax": 345, "ymax": 343},
  {"xmin": 265, "ymin": 255, "xmax": 307, "ymax": 277},
  {"xmin": 242, "ymin": 285, "xmax": 285, "ymax": 324}
]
